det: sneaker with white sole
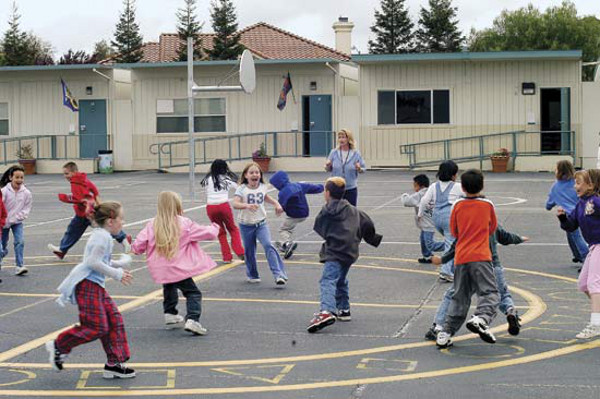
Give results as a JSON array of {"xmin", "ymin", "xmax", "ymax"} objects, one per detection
[
  {"xmin": 425, "ymin": 323, "xmax": 442, "ymax": 341},
  {"xmin": 337, "ymin": 309, "xmax": 351, "ymax": 322},
  {"xmin": 45, "ymin": 340, "xmax": 67, "ymax": 371},
  {"xmin": 164, "ymin": 313, "xmax": 185, "ymax": 325},
  {"xmin": 275, "ymin": 276, "xmax": 287, "ymax": 286},
  {"xmin": 307, "ymin": 311, "xmax": 336, "ymax": 333},
  {"xmin": 575, "ymin": 323, "xmax": 600, "ymax": 339},
  {"xmin": 506, "ymin": 308, "xmax": 521, "ymax": 336},
  {"xmin": 48, "ymin": 244, "xmax": 65, "ymax": 260},
  {"xmin": 184, "ymin": 319, "xmax": 207, "ymax": 335},
  {"xmin": 284, "ymin": 242, "xmax": 297, "ymax": 259},
  {"xmin": 15, "ymin": 266, "xmax": 29, "ymax": 276},
  {"xmin": 247, "ymin": 277, "xmax": 261, "ymax": 284},
  {"xmin": 103, "ymin": 363, "xmax": 136, "ymax": 379},
  {"xmin": 466, "ymin": 315, "xmax": 496, "ymax": 343},
  {"xmin": 436, "ymin": 331, "xmax": 453, "ymax": 348}
]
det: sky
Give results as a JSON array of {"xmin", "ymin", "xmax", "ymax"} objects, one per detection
[{"xmin": 1, "ymin": 0, "xmax": 599, "ymax": 58}]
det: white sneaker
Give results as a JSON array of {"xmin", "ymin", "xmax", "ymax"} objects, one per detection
[
  {"xmin": 15, "ymin": 266, "xmax": 29, "ymax": 276},
  {"xmin": 184, "ymin": 319, "xmax": 207, "ymax": 336},
  {"xmin": 48, "ymin": 244, "xmax": 65, "ymax": 260},
  {"xmin": 466, "ymin": 315, "xmax": 496, "ymax": 344},
  {"xmin": 164, "ymin": 314, "xmax": 185, "ymax": 325},
  {"xmin": 436, "ymin": 331, "xmax": 453, "ymax": 348},
  {"xmin": 575, "ymin": 323, "xmax": 600, "ymax": 339},
  {"xmin": 247, "ymin": 278, "xmax": 261, "ymax": 284},
  {"xmin": 275, "ymin": 276, "xmax": 287, "ymax": 286}
]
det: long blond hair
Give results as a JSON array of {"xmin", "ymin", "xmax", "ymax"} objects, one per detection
[
  {"xmin": 154, "ymin": 191, "xmax": 183, "ymax": 259},
  {"xmin": 337, "ymin": 129, "xmax": 356, "ymax": 150}
]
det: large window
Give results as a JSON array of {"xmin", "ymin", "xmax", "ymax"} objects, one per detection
[
  {"xmin": 0, "ymin": 103, "xmax": 8, "ymax": 135},
  {"xmin": 378, "ymin": 89, "xmax": 450, "ymax": 125},
  {"xmin": 156, "ymin": 98, "xmax": 226, "ymax": 133}
]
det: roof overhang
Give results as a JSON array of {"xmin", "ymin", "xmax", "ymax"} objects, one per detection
[
  {"xmin": 116, "ymin": 58, "xmax": 344, "ymax": 69},
  {"xmin": 0, "ymin": 64, "xmax": 111, "ymax": 72},
  {"xmin": 352, "ymin": 50, "xmax": 583, "ymax": 64}
]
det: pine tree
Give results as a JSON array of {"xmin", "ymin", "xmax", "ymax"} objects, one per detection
[
  {"xmin": 415, "ymin": 0, "xmax": 463, "ymax": 52},
  {"xmin": 59, "ymin": 49, "xmax": 92, "ymax": 64},
  {"xmin": 207, "ymin": 0, "xmax": 244, "ymax": 60},
  {"xmin": 176, "ymin": 0, "xmax": 204, "ymax": 61},
  {"xmin": 90, "ymin": 40, "xmax": 114, "ymax": 63},
  {"xmin": 1, "ymin": 2, "xmax": 29, "ymax": 66},
  {"xmin": 112, "ymin": 0, "xmax": 144, "ymax": 63},
  {"xmin": 368, "ymin": 0, "xmax": 414, "ymax": 54}
]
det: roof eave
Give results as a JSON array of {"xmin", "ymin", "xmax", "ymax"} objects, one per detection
[
  {"xmin": 352, "ymin": 50, "xmax": 583, "ymax": 64},
  {"xmin": 0, "ymin": 64, "xmax": 112, "ymax": 72},
  {"xmin": 117, "ymin": 58, "xmax": 344, "ymax": 69}
]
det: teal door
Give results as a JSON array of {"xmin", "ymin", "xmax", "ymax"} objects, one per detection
[
  {"xmin": 302, "ymin": 95, "xmax": 332, "ymax": 157},
  {"xmin": 79, "ymin": 100, "xmax": 107, "ymax": 158}
]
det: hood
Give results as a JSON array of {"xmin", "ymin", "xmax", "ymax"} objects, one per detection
[
  {"xmin": 322, "ymin": 199, "xmax": 353, "ymax": 220},
  {"xmin": 269, "ymin": 171, "xmax": 289, "ymax": 190},
  {"xmin": 70, "ymin": 172, "xmax": 88, "ymax": 184}
]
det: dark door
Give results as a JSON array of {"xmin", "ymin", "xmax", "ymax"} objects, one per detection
[
  {"xmin": 79, "ymin": 99, "xmax": 108, "ymax": 158},
  {"xmin": 302, "ymin": 95, "xmax": 332, "ymax": 157},
  {"xmin": 540, "ymin": 88, "xmax": 570, "ymax": 154}
]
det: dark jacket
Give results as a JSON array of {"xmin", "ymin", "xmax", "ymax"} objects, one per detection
[
  {"xmin": 558, "ymin": 194, "xmax": 600, "ymax": 245},
  {"xmin": 441, "ymin": 224, "xmax": 524, "ymax": 266},
  {"xmin": 313, "ymin": 199, "xmax": 382, "ymax": 265},
  {"xmin": 269, "ymin": 171, "xmax": 323, "ymax": 218}
]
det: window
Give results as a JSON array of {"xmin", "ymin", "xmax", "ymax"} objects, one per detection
[
  {"xmin": 156, "ymin": 98, "xmax": 226, "ymax": 133},
  {"xmin": 0, "ymin": 103, "xmax": 8, "ymax": 135},
  {"xmin": 377, "ymin": 89, "xmax": 450, "ymax": 125}
]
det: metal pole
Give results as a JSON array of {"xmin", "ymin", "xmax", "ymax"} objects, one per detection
[{"xmin": 187, "ymin": 37, "xmax": 196, "ymax": 201}]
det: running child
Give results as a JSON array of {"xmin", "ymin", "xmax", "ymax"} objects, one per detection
[
  {"xmin": 307, "ymin": 177, "xmax": 382, "ymax": 333},
  {"xmin": 132, "ymin": 191, "xmax": 219, "ymax": 335},
  {"xmin": 48, "ymin": 162, "xmax": 131, "ymax": 259},
  {"xmin": 233, "ymin": 162, "xmax": 288, "ymax": 286},
  {"xmin": 557, "ymin": 169, "xmax": 600, "ymax": 339},
  {"xmin": 0, "ymin": 183, "xmax": 6, "ymax": 283},
  {"xmin": 546, "ymin": 160, "xmax": 589, "ymax": 263},
  {"xmin": 269, "ymin": 170, "xmax": 323, "ymax": 259},
  {"xmin": 47, "ymin": 201, "xmax": 135, "ymax": 379},
  {"xmin": 200, "ymin": 159, "xmax": 244, "ymax": 263},
  {"xmin": 436, "ymin": 169, "xmax": 499, "ymax": 349},
  {"xmin": 401, "ymin": 174, "xmax": 445, "ymax": 264},
  {"xmin": 0, "ymin": 165, "xmax": 32, "ymax": 276}
]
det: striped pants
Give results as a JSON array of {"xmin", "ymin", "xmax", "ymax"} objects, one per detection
[{"xmin": 56, "ymin": 279, "xmax": 130, "ymax": 364}]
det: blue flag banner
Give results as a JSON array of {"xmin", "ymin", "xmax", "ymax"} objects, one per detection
[
  {"xmin": 61, "ymin": 78, "xmax": 79, "ymax": 112},
  {"xmin": 277, "ymin": 73, "xmax": 293, "ymax": 111}
]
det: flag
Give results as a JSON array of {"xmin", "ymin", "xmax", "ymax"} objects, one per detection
[
  {"xmin": 277, "ymin": 73, "xmax": 293, "ymax": 111},
  {"xmin": 61, "ymin": 78, "xmax": 79, "ymax": 112}
]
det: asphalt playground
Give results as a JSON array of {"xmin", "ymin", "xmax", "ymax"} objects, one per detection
[{"xmin": 0, "ymin": 169, "xmax": 597, "ymax": 398}]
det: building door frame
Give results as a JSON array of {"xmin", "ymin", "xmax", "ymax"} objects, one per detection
[
  {"xmin": 301, "ymin": 95, "xmax": 332, "ymax": 157},
  {"xmin": 78, "ymin": 99, "xmax": 108, "ymax": 159}
]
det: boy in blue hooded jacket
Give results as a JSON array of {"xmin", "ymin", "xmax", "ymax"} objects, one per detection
[{"xmin": 269, "ymin": 171, "xmax": 324, "ymax": 259}]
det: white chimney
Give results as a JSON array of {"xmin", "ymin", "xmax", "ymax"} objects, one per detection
[{"xmin": 332, "ymin": 16, "xmax": 354, "ymax": 55}]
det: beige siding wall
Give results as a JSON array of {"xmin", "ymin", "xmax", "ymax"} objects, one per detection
[
  {"xmin": 359, "ymin": 60, "xmax": 582, "ymax": 167},
  {"xmin": 130, "ymin": 63, "xmax": 343, "ymax": 170}
]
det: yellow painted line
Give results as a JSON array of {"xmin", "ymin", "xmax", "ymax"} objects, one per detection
[
  {"xmin": 0, "ymin": 261, "xmax": 242, "ymax": 364},
  {"xmin": 504, "ymin": 267, "xmax": 578, "ymax": 283}
]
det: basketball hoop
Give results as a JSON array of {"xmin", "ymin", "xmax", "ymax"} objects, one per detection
[{"xmin": 192, "ymin": 49, "xmax": 256, "ymax": 94}]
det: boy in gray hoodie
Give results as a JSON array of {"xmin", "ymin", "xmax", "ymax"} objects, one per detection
[{"xmin": 307, "ymin": 177, "xmax": 382, "ymax": 333}]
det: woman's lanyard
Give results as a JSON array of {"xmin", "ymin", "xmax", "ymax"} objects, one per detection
[{"xmin": 338, "ymin": 149, "xmax": 352, "ymax": 174}]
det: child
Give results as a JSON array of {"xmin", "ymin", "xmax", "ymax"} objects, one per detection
[
  {"xmin": 436, "ymin": 169, "xmax": 498, "ymax": 349},
  {"xmin": 546, "ymin": 160, "xmax": 589, "ymax": 263},
  {"xmin": 401, "ymin": 174, "xmax": 445, "ymax": 263},
  {"xmin": 418, "ymin": 161, "xmax": 463, "ymax": 282},
  {"xmin": 269, "ymin": 170, "xmax": 324, "ymax": 259},
  {"xmin": 427, "ymin": 224, "xmax": 528, "ymax": 340},
  {"xmin": 557, "ymin": 170, "xmax": 600, "ymax": 339},
  {"xmin": 0, "ymin": 184, "xmax": 6, "ymax": 283},
  {"xmin": 0, "ymin": 165, "xmax": 32, "ymax": 276},
  {"xmin": 233, "ymin": 162, "xmax": 288, "ymax": 286},
  {"xmin": 47, "ymin": 201, "xmax": 135, "ymax": 379},
  {"xmin": 200, "ymin": 159, "xmax": 244, "ymax": 263},
  {"xmin": 132, "ymin": 191, "xmax": 219, "ymax": 335},
  {"xmin": 307, "ymin": 177, "xmax": 382, "ymax": 333},
  {"xmin": 48, "ymin": 161, "xmax": 131, "ymax": 259}
]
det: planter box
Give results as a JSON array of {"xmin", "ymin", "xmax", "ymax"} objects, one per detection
[
  {"xmin": 252, "ymin": 157, "xmax": 271, "ymax": 172},
  {"xmin": 491, "ymin": 157, "xmax": 509, "ymax": 173},
  {"xmin": 18, "ymin": 159, "xmax": 37, "ymax": 175}
]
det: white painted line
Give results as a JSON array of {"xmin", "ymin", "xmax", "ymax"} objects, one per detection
[
  {"xmin": 284, "ymin": 240, "xmax": 568, "ymax": 247},
  {"xmin": 24, "ymin": 217, "xmax": 73, "ymax": 229}
]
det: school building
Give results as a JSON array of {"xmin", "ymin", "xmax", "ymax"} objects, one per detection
[{"xmin": 0, "ymin": 18, "xmax": 598, "ymax": 173}]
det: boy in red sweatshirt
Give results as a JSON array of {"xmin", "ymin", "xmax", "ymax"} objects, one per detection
[{"xmin": 48, "ymin": 162, "xmax": 130, "ymax": 259}]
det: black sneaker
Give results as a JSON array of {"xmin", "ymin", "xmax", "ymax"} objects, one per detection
[
  {"xmin": 506, "ymin": 309, "xmax": 521, "ymax": 336},
  {"xmin": 45, "ymin": 340, "xmax": 66, "ymax": 371},
  {"xmin": 424, "ymin": 324, "xmax": 440, "ymax": 341},
  {"xmin": 466, "ymin": 315, "xmax": 496, "ymax": 344},
  {"xmin": 284, "ymin": 242, "xmax": 297, "ymax": 259},
  {"xmin": 418, "ymin": 257, "xmax": 432, "ymax": 264},
  {"xmin": 103, "ymin": 363, "xmax": 136, "ymax": 379},
  {"xmin": 337, "ymin": 309, "xmax": 351, "ymax": 322}
]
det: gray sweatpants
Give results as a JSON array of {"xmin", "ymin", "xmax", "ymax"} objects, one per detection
[
  {"xmin": 443, "ymin": 261, "xmax": 499, "ymax": 335},
  {"xmin": 279, "ymin": 216, "xmax": 307, "ymax": 243}
]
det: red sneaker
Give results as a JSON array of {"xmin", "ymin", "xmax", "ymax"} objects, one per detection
[
  {"xmin": 307, "ymin": 311, "xmax": 336, "ymax": 333},
  {"xmin": 48, "ymin": 244, "xmax": 65, "ymax": 260}
]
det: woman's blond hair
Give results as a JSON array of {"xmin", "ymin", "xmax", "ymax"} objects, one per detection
[
  {"xmin": 337, "ymin": 129, "xmax": 356, "ymax": 150},
  {"xmin": 154, "ymin": 191, "xmax": 183, "ymax": 260}
]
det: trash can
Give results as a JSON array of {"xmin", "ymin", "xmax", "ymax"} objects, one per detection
[{"xmin": 98, "ymin": 150, "xmax": 113, "ymax": 174}]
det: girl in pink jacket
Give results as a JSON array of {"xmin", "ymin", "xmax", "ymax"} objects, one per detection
[{"xmin": 132, "ymin": 191, "xmax": 219, "ymax": 336}]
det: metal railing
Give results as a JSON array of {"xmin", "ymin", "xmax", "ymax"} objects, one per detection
[
  {"xmin": 399, "ymin": 130, "xmax": 576, "ymax": 169},
  {"xmin": 0, "ymin": 134, "xmax": 111, "ymax": 165},
  {"xmin": 149, "ymin": 130, "xmax": 335, "ymax": 170}
]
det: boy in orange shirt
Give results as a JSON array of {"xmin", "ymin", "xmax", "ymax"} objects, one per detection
[{"xmin": 436, "ymin": 169, "xmax": 499, "ymax": 348}]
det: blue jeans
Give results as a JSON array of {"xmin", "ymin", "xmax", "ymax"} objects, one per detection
[
  {"xmin": 566, "ymin": 229, "xmax": 589, "ymax": 261},
  {"xmin": 320, "ymin": 260, "xmax": 351, "ymax": 313},
  {"xmin": 432, "ymin": 207, "xmax": 455, "ymax": 276},
  {"xmin": 434, "ymin": 263, "xmax": 513, "ymax": 326},
  {"xmin": 420, "ymin": 230, "xmax": 446, "ymax": 258},
  {"xmin": 59, "ymin": 216, "xmax": 127, "ymax": 254},
  {"xmin": 2, "ymin": 223, "xmax": 24, "ymax": 268},
  {"xmin": 239, "ymin": 221, "xmax": 287, "ymax": 280},
  {"xmin": 343, "ymin": 188, "xmax": 358, "ymax": 207}
]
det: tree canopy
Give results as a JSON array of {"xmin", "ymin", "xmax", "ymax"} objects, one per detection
[
  {"xmin": 368, "ymin": 0, "xmax": 414, "ymax": 54},
  {"xmin": 112, "ymin": 0, "xmax": 144, "ymax": 63},
  {"xmin": 176, "ymin": 0, "xmax": 204, "ymax": 61},
  {"xmin": 207, "ymin": 0, "xmax": 244, "ymax": 60},
  {"xmin": 415, "ymin": 0, "xmax": 463, "ymax": 52}
]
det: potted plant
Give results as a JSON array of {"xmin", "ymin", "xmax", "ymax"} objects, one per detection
[
  {"xmin": 252, "ymin": 142, "xmax": 271, "ymax": 172},
  {"xmin": 16, "ymin": 144, "xmax": 36, "ymax": 175},
  {"xmin": 490, "ymin": 147, "xmax": 510, "ymax": 173}
]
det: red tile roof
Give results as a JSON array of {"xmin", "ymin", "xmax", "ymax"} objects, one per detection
[{"xmin": 141, "ymin": 22, "xmax": 349, "ymax": 62}]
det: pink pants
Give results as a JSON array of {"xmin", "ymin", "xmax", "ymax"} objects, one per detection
[{"xmin": 579, "ymin": 244, "xmax": 600, "ymax": 294}]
